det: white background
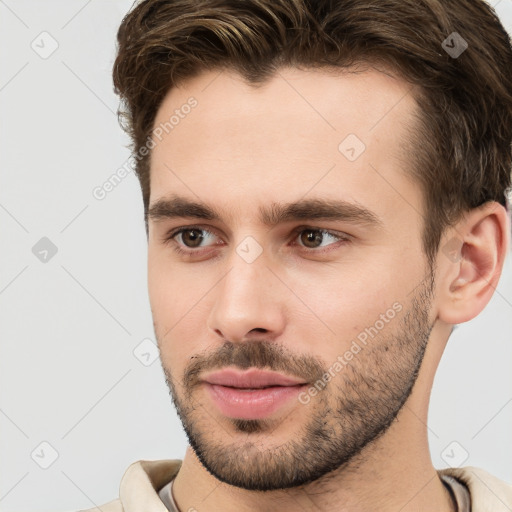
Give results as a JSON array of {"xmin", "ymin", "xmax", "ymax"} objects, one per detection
[{"xmin": 1, "ymin": 1, "xmax": 511, "ymax": 510}]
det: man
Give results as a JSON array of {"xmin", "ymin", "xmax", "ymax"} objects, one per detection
[{"xmin": 82, "ymin": 0, "xmax": 512, "ymax": 510}]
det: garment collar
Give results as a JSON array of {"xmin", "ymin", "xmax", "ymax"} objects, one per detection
[{"xmin": 120, "ymin": 460, "xmax": 512, "ymax": 512}]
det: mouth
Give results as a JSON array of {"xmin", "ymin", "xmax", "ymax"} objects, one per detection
[{"xmin": 201, "ymin": 368, "xmax": 308, "ymax": 420}]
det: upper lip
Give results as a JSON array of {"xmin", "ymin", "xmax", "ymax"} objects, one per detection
[{"xmin": 202, "ymin": 368, "xmax": 307, "ymax": 388}]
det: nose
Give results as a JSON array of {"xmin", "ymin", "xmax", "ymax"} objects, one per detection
[{"xmin": 206, "ymin": 247, "xmax": 287, "ymax": 343}]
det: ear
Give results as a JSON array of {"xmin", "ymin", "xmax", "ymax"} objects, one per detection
[{"xmin": 436, "ymin": 201, "xmax": 510, "ymax": 325}]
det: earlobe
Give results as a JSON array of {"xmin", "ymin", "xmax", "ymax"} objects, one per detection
[{"xmin": 437, "ymin": 201, "xmax": 510, "ymax": 325}]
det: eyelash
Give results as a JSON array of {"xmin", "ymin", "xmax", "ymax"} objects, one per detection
[{"xmin": 162, "ymin": 225, "xmax": 350, "ymax": 257}]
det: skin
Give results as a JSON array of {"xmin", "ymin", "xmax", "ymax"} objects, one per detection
[{"xmin": 146, "ymin": 65, "xmax": 510, "ymax": 512}]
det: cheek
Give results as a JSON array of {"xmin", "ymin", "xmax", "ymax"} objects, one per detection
[
  {"xmin": 148, "ymin": 257, "xmax": 214, "ymax": 364},
  {"xmin": 282, "ymin": 257, "xmax": 409, "ymax": 353},
  {"xmin": 148, "ymin": 247, "xmax": 188, "ymax": 321}
]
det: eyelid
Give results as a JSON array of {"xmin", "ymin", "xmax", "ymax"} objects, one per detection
[{"xmin": 290, "ymin": 224, "xmax": 351, "ymax": 239}]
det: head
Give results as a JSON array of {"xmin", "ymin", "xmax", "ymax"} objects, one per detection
[{"xmin": 113, "ymin": 0, "xmax": 512, "ymax": 491}]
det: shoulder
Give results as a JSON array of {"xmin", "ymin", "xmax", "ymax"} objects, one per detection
[
  {"xmin": 74, "ymin": 459, "xmax": 183, "ymax": 512},
  {"xmin": 439, "ymin": 466, "xmax": 512, "ymax": 511}
]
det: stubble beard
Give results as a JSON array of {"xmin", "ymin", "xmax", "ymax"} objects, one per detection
[{"xmin": 160, "ymin": 273, "xmax": 435, "ymax": 491}]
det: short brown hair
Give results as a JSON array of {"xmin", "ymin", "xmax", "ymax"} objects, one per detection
[{"xmin": 113, "ymin": 0, "xmax": 512, "ymax": 267}]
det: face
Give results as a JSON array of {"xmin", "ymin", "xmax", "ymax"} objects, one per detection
[{"xmin": 147, "ymin": 66, "xmax": 437, "ymax": 491}]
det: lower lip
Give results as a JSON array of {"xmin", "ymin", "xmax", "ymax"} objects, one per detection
[{"xmin": 204, "ymin": 383, "xmax": 306, "ymax": 420}]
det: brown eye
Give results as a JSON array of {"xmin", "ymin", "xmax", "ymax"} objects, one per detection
[
  {"xmin": 300, "ymin": 229, "xmax": 324, "ymax": 248},
  {"xmin": 295, "ymin": 228, "xmax": 348, "ymax": 251},
  {"xmin": 180, "ymin": 228, "xmax": 205, "ymax": 247},
  {"xmin": 163, "ymin": 226, "xmax": 219, "ymax": 252}
]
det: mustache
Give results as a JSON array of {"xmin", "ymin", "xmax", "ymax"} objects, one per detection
[{"xmin": 183, "ymin": 340, "xmax": 326, "ymax": 390}]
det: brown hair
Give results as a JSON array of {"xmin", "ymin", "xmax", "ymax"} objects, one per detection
[{"xmin": 113, "ymin": 0, "xmax": 512, "ymax": 267}]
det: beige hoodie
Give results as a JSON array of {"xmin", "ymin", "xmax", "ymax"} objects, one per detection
[{"xmin": 77, "ymin": 459, "xmax": 512, "ymax": 512}]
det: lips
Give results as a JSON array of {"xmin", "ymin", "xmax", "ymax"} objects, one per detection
[
  {"xmin": 201, "ymin": 368, "xmax": 308, "ymax": 420},
  {"xmin": 202, "ymin": 368, "xmax": 307, "ymax": 388}
]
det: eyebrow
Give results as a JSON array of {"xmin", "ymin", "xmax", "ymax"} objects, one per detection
[{"xmin": 146, "ymin": 194, "xmax": 384, "ymax": 229}]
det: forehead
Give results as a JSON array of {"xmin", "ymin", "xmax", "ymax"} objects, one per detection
[{"xmin": 149, "ymin": 66, "xmax": 422, "ymax": 227}]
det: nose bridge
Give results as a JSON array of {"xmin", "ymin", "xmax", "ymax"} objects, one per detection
[{"xmin": 207, "ymin": 240, "xmax": 285, "ymax": 341}]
